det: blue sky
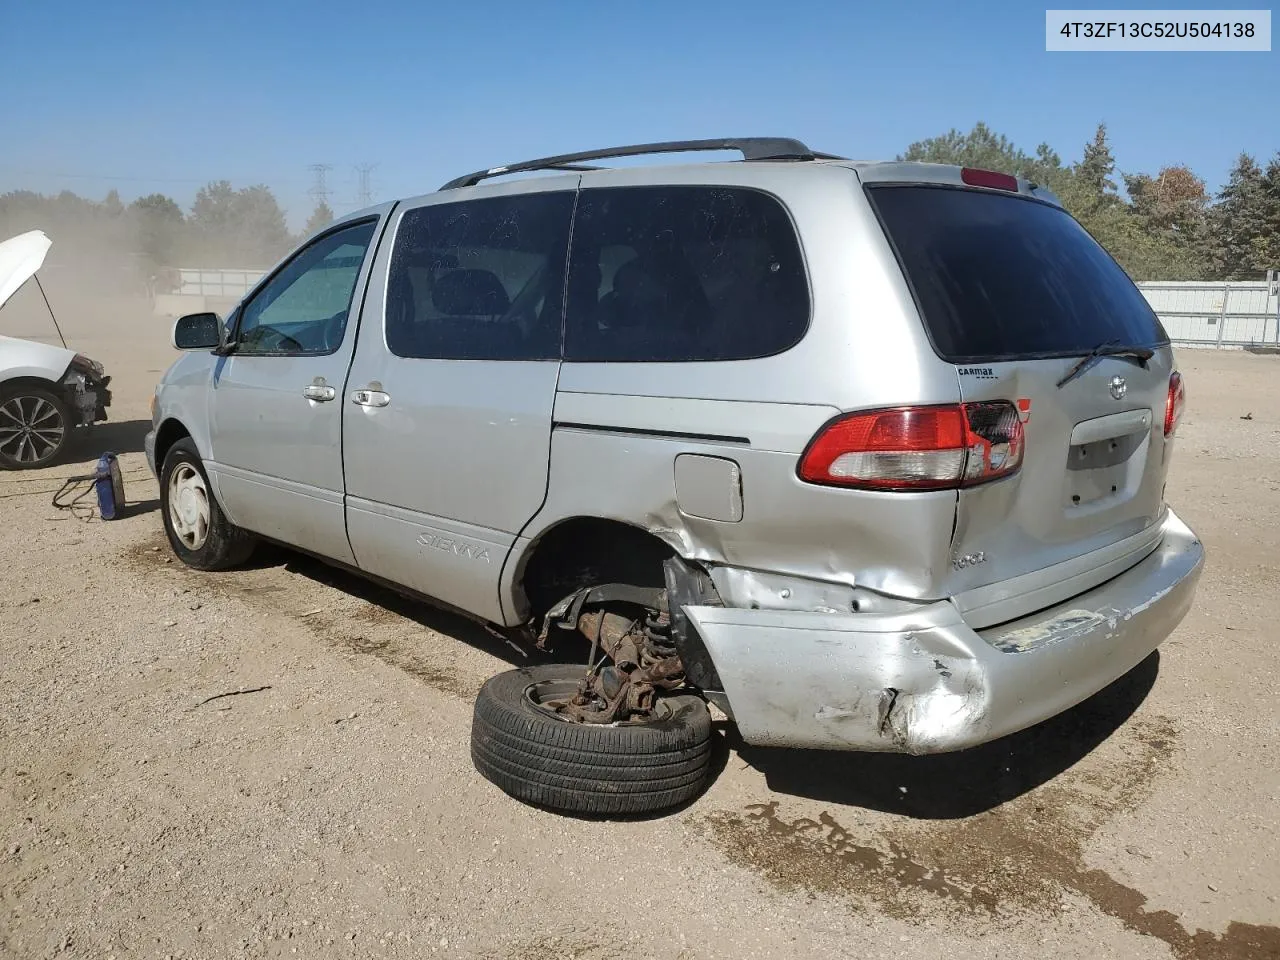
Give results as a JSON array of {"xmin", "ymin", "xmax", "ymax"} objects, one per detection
[{"xmin": 2, "ymin": 0, "xmax": 1276, "ymax": 229}]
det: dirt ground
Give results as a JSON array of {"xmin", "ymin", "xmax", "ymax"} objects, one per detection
[{"xmin": 2, "ymin": 303, "xmax": 1278, "ymax": 960}]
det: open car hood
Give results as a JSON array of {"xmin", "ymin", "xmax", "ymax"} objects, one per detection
[{"xmin": 0, "ymin": 229, "xmax": 52, "ymax": 312}]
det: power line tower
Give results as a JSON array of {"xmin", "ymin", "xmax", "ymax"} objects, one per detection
[
  {"xmin": 355, "ymin": 164, "xmax": 377, "ymax": 207},
  {"xmin": 308, "ymin": 163, "xmax": 333, "ymax": 207}
]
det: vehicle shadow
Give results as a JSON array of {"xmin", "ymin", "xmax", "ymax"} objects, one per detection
[
  {"xmin": 78, "ymin": 418, "xmax": 150, "ymax": 457},
  {"xmin": 207, "ymin": 540, "xmax": 1158, "ymax": 823},
  {"xmin": 244, "ymin": 543, "xmax": 585, "ymax": 669},
  {"xmin": 728, "ymin": 650, "xmax": 1160, "ymax": 819},
  {"xmin": 116, "ymin": 498, "xmax": 160, "ymax": 519}
]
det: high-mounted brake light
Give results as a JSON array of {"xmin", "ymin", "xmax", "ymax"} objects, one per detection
[
  {"xmin": 960, "ymin": 167, "xmax": 1019, "ymax": 192},
  {"xmin": 1165, "ymin": 371, "xmax": 1185, "ymax": 437},
  {"xmin": 798, "ymin": 402, "xmax": 1025, "ymax": 491}
]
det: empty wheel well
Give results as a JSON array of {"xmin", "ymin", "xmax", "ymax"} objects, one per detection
[
  {"xmin": 153, "ymin": 418, "xmax": 192, "ymax": 470},
  {"xmin": 515, "ymin": 518, "xmax": 678, "ymax": 621},
  {"xmin": 0, "ymin": 376, "xmax": 70, "ymax": 402}
]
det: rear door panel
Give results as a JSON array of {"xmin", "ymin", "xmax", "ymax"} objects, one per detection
[{"xmin": 341, "ymin": 180, "xmax": 576, "ymax": 624}]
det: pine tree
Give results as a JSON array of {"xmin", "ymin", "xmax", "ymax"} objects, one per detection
[
  {"xmin": 102, "ymin": 189, "xmax": 125, "ymax": 218},
  {"xmin": 1075, "ymin": 123, "xmax": 1118, "ymax": 206},
  {"xmin": 1256, "ymin": 153, "xmax": 1280, "ymax": 271},
  {"xmin": 303, "ymin": 201, "xmax": 334, "ymax": 236},
  {"xmin": 1208, "ymin": 154, "xmax": 1269, "ymax": 279}
]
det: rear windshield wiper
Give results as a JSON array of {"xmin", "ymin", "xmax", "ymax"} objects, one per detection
[{"xmin": 1056, "ymin": 340, "xmax": 1154, "ymax": 389}]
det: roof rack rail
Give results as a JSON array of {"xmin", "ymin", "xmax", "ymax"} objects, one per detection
[{"xmin": 440, "ymin": 137, "xmax": 844, "ymax": 190}]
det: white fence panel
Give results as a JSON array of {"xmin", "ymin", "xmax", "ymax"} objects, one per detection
[
  {"xmin": 176, "ymin": 268, "xmax": 266, "ymax": 300},
  {"xmin": 1137, "ymin": 277, "xmax": 1280, "ymax": 349}
]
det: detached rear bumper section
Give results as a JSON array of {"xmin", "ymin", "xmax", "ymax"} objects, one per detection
[{"xmin": 686, "ymin": 508, "xmax": 1203, "ymax": 755}]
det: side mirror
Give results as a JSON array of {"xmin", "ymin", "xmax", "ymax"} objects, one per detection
[{"xmin": 172, "ymin": 312, "xmax": 221, "ymax": 351}]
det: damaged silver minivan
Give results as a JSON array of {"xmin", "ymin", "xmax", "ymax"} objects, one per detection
[{"xmin": 146, "ymin": 138, "xmax": 1204, "ymax": 814}]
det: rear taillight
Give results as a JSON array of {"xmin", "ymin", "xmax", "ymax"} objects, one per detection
[
  {"xmin": 960, "ymin": 167, "xmax": 1019, "ymax": 192},
  {"xmin": 1165, "ymin": 371, "xmax": 1185, "ymax": 436},
  {"xmin": 798, "ymin": 402, "xmax": 1025, "ymax": 491}
]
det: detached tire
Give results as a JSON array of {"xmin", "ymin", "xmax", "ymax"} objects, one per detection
[{"xmin": 471, "ymin": 664, "xmax": 714, "ymax": 815}]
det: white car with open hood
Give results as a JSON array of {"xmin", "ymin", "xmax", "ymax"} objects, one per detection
[{"xmin": 0, "ymin": 229, "xmax": 112, "ymax": 469}]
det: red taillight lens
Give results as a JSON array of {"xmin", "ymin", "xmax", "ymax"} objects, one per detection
[
  {"xmin": 961, "ymin": 167, "xmax": 1019, "ymax": 192},
  {"xmin": 798, "ymin": 402, "xmax": 1024, "ymax": 491},
  {"xmin": 1165, "ymin": 371, "xmax": 1185, "ymax": 436}
]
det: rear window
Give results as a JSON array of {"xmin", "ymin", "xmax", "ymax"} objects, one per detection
[
  {"xmin": 563, "ymin": 186, "xmax": 809, "ymax": 362},
  {"xmin": 867, "ymin": 185, "xmax": 1168, "ymax": 363}
]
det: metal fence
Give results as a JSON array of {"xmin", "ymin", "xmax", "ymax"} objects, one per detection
[
  {"xmin": 1137, "ymin": 273, "xmax": 1280, "ymax": 349},
  {"xmin": 176, "ymin": 268, "xmax": 266, "ymax": 300}
]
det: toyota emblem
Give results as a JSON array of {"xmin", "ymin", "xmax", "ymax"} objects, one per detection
[{"xmin": 1109, "ymin": 375, "xmax": 1127, "ymax": 400}]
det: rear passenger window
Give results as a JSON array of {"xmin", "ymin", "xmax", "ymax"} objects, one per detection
[
  {"xmin": 867, "ymin": 185, "xmax": 1169, "ymax": 362},
  {"xmin": 563, "ymin": 186, "xmax": 809, "ymax": 362},
  {"xmin": 386, "ymin": 192, "xmax": 574, "ymax": 360}
]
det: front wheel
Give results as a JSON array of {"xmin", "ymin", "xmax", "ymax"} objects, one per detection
[
  {"xmin": 159, "ymin": 438, "xmax": 256, "ymax": 570},
  {"xmin": 0, "ymin": 384, "xmax": 72, "ymax": 470},
  {"xmin": 471, "ymin": 663, "xmax": 714, "ymax": 815}
]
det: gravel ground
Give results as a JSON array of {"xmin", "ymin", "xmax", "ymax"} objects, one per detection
[{"xmin": 1, "ymin": 310, "xmax": 1277, "ymax": 960}]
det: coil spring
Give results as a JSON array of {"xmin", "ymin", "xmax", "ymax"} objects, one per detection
[{"xmin": 642, "ymin": 610, "xmax": 677, "ymax": 660}]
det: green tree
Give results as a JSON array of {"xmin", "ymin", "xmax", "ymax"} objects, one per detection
[
  {"xmin": 102, "ymin": 188, "xmax": 125, "ymax": 218},
  {"xmin": 129, "ymin": 193, "xmax": 185, "ymax": 273},
  {"xmin": 1207, "ymin": 154, "xmax": 1270, "ymax": 279},
  {"xmin": 1072, "ymin": 122, "xmax": 1119, "ymax": 208},
  {"xmin": 899, "ymin": 121, "xmax": 1068, "ymax": 190},
  {"xmin": 132, "ymin": 193, "xmax": 183, "ymax": 220},
  {"xmin": 189, "ymin": 181, "xmax": 290, "ymax": 266},
  {"xmin": 303, "ymin": 201, "xmax": 334, "ymax": 236},
  {"xmin": 1256, "ymin": 153, "xmax": 1280, "ymax": 271}
]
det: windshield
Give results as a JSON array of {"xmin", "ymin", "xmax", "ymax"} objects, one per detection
[{"xmin": 866, "ymin": 185, "xmax": 1169, "ymax": 364}]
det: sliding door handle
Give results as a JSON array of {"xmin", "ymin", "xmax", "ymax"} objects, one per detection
[{"xmin": 351, "ymin": 388, "xmax": 391, "ymax": 408}]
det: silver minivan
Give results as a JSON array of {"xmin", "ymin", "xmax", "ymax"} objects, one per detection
[{"xmin": 146, "ymin": 138, "xmax": 1204, "ymax": 814}]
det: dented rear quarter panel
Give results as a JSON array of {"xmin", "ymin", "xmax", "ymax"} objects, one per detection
[{"xmin": 501, "ymin": 162, "xmax": 966, "ymax": 623}]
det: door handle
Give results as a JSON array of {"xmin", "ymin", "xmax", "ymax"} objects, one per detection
[
  {"xmin": 303, "ymin": 383, "xmax": 336, "ymax": 402},
  {"xmin": 351, "ymin": 388, "xmax": 391, "ymax": 408}
]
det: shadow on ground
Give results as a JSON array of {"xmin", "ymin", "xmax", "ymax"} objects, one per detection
[
  {"xmin": 729, "ymin": 651, "xmax": 1160, "ymax": 819},
  {"xmin": 199, "ymin": 540, "xmax": 1160, "ymax": 822},
  {"xmin": 240, "ymin": 542, "xmax": 583, "ymax": 670},
  {"xmin": 115, "ymin": 498, "xmax": 159, "ymax": 519},
  {"xmin": 78, "ymin": 418, "xmax": 150, "ymax": 458}
]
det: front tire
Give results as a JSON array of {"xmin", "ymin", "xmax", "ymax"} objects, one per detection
[
  {"xmin": 0, "ymin": 384, "xmax": 72, "ymax": 470},
  {"xmin": 159, "ymin": 438, "xmax": 255, "ymax": 570},
  {"xmin": 471, "ymin": 664, "xmax": 714, "ymax": 815}
]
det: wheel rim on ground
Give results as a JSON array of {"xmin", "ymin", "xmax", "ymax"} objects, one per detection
[
  {"xmin": 524, "ymin": 677, "xmax": 676, "ymax": 727},
  {"xmin": 168, "ymin": 463, "xmax": 211, "ymax": 549},
  {"xmin": 0, "ymin": 395, "xmax": 65, "ymax": 465}
]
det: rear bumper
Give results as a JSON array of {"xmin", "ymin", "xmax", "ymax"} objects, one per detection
[{"xmin": 687, "ymin": 508, "xmax": 1203, "ymax": 754}]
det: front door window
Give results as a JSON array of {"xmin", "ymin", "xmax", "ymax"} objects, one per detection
[{"xmin": 236, "ymin": 220, "xmax": 378, "ymax": 355}]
